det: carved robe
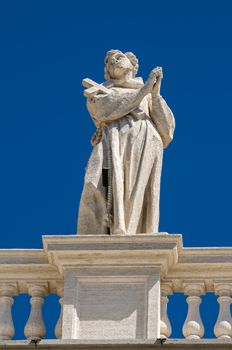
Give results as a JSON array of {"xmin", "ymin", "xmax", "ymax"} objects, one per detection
[{"xmin": 77, "ymin": 80, "xmax": 175, "ymax": 235}]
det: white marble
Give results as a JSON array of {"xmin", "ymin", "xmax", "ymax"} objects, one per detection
[
  {"xmin": 77, "ymin": 50, "xmax": 175, "ymax": 235},
  {"xmin": 160, "ymin": 283, "xmax": 172, "ymax": 338},
  {"xmin": 44, "ymin": 234, "xmax": 180, "ymax": 340},
  {"xmin": 62, "ymin": 267, "xmax": 160, "ymax": 340},
  {"xmin": 0, "ymin": 283, "xmax": 17, "ymax": 340},
  {"xmin": 182, "ymin": 283, "xmax": 205, "ymax": 340},
  {"xmin": 0, "ymin": 235, "xmax": 232, "ymax": 340},
  {"xmin": 55, "ymin": 284, "xmax": 64, "ymax": 339},
  {"xmin": 24, "ymin": 284, "xmax": 47, "ymax": 340},
  {"xmin": 214, "ymin": 283, "xmax": 232, "ymax": 339}
]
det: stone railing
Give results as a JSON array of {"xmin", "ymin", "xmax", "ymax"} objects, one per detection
[
  {"xmin": 161, "ymin": 282, "xmax": 232, "ymax": 340},
  {"xmin": 0, "ymin": 234, "xmax": 231, "ymax": 341},
  {"xmin": 0, "ymin": 249, "xmax": 63, "ymax": 340},
  {"xmin": 161, "ymin": 246, "xmax": 232, "ymax": 340}
]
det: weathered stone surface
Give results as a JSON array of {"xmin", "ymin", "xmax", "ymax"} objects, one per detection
[
  {"xmin": 63, "ymin": 267, "xmax": 159, "ymax": 340},
  {"xmin": 77, "ymin": 49, "xmax": 175, "ymax": 235},
  {"xmin": 1, "ymin": 234, "xmax": 232, "ymax": 341},
  {"xmin": 1, "ymin": 339, "xmax": 232, "ymax": 349},
  {"xmin": 43, "ymin": 234, "xmax": 181, "ymax": 340}
]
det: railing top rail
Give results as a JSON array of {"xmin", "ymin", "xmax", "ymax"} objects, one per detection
[{"xmin": 0, "ymin": 234, "xmax": 231, "ymax": 293}]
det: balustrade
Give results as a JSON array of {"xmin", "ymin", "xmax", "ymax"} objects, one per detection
[
  {"xmin": 24, "ymin": 283, "xmax": 48, "ymax": 340},
  {"xmin": 0, "ymin": 280, "xmax": 64, "ymax": 341},
  {"xmin": 158, "ymin": 282, "xmax": 232, "ymax": 340},
  {"xmin": 55, "ymin": 283, "xmax": 64, "ymax": 339},
  {"xmin": 214, "ymin": 283, "xmax": 232, "ymax": 339},
  {"xmin": 160, "ymin": 283, "xmax": 172, "ymax": 338},
  {"xmin": 182, "ymin": 283, "xmax": 205, "ymax": 339},
  {"xmin": 0, "ymin": 280, "xmax": 231, "ymax": 341},
  {"xmin": 0, "ymin": 238, "xmax": 231, "ymax": 341},
  {"xmin": 0, "ymin": 283, "xmax": 18, "ymax": 340}
]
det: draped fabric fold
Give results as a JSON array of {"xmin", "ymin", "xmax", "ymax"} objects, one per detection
[{"xmin": 77, "ymin": 82, "xmax": 175, "ymax": 235}]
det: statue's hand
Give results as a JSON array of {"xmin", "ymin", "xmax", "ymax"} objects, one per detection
[
  {"xmin": 152, "ymin": 66, "xmax": 163, "ymax": 97},
  {"xmin": 152, "ymin": 67, "xmax": 163, "ymax": 97},
  {"xmin": 145, "ymin": 68, "xmax": 158, "ymax": 92},
  {"xmin": 153, "ymin": 66, "xmax": 163, "ymax": 80},
  {"xmin": 145, "ymin": 67, "xmax": 163, "ymax": 93}
]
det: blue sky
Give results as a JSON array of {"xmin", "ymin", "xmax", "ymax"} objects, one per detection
[{"xmin": 0, "ymin": 0, "xmax": 232, "ymax": 340}]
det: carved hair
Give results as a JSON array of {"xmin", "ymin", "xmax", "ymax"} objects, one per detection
[{"xmin": 104, "ymin": 49, "xmax": 139, "ymax": 80}]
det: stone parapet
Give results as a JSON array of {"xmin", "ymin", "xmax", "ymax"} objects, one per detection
[
  {"xmin": 0, "ymin": 233, "xmax": 231, "ymax": 341},
  {"xmin": 0, "ymin": 339, "xmax": 232, "ymax": 349}
]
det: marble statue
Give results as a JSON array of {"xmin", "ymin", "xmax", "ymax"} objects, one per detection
[{"xmin": 77, "ymin": 50, "xmax": 175, "ymax": 235}]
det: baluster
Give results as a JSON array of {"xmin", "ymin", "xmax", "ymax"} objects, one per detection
[
  {"xmin": 182, "ymin": 283, "xmax": 205, "ymax": 339},
  {"xmin": 55, "ymin": 284, "xmax": 64, "ymax": 339},
  {"xmin": 24, "ymin": 283, "xmax": 48, "ymax": 340},
  {"xmin": 214, "ymin": 283, "xmax": 232, "ymax": 339},
  {"xmin": 0, "ymin": 283, "xmax": 18, "ymax": 340},
  {"xmin": 160, "ymin": 283, "xmax": 172, "ymax": 338}
]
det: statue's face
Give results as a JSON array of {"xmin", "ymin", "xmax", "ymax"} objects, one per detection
[{"xmin": 108, "ymin": 52, "xmax": 133, "ymax": 80}]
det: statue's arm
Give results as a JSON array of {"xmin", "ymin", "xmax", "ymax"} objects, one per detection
[
  {"xmin": 149, "ymin": 94, "xmax": 175, "ymax": 148},
  {"xmin": 148, "ymin": 69, "xmax": 175, "ymax": 148},
  {"xmin": 88, "ymin": 68, "xmax": 158, "ymax": 124},
  {"xmin": 98, "ymin": 85, "xmax": 151, "ymax": 123}
]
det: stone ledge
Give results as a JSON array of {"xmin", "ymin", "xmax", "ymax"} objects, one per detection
[
  {"xmin": 42, "ymin": 234, "xmax": 182, "ymax": 277},
  {"xmin": 0, "ymin": 339, "xmax": 231, "ymax": 349},
  {"xmin": 0, "ymin": 234, "xmax": 232, "ymax": 293}
]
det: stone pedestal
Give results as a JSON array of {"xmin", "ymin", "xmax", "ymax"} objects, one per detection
[
  {"xmin": 63, "ymin": 266, "xmax": 159, "ymax": 339},
  {"xmin": 43, "ymin": 234, "xmax": 182, "ymax": 340}
]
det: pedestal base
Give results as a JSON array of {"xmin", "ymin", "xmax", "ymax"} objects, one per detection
[
  {"xmin": 63, "ymin": 267, "xmax": 160, "ymax": 340},
  {"xmin": 43, "ymin": 233, "xmax": 182, "ymax": 340}
]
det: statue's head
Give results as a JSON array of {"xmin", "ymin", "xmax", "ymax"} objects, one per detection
[{"xmin": 104, "ymin": 50, "xmax": 139, "ymax": 80}]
